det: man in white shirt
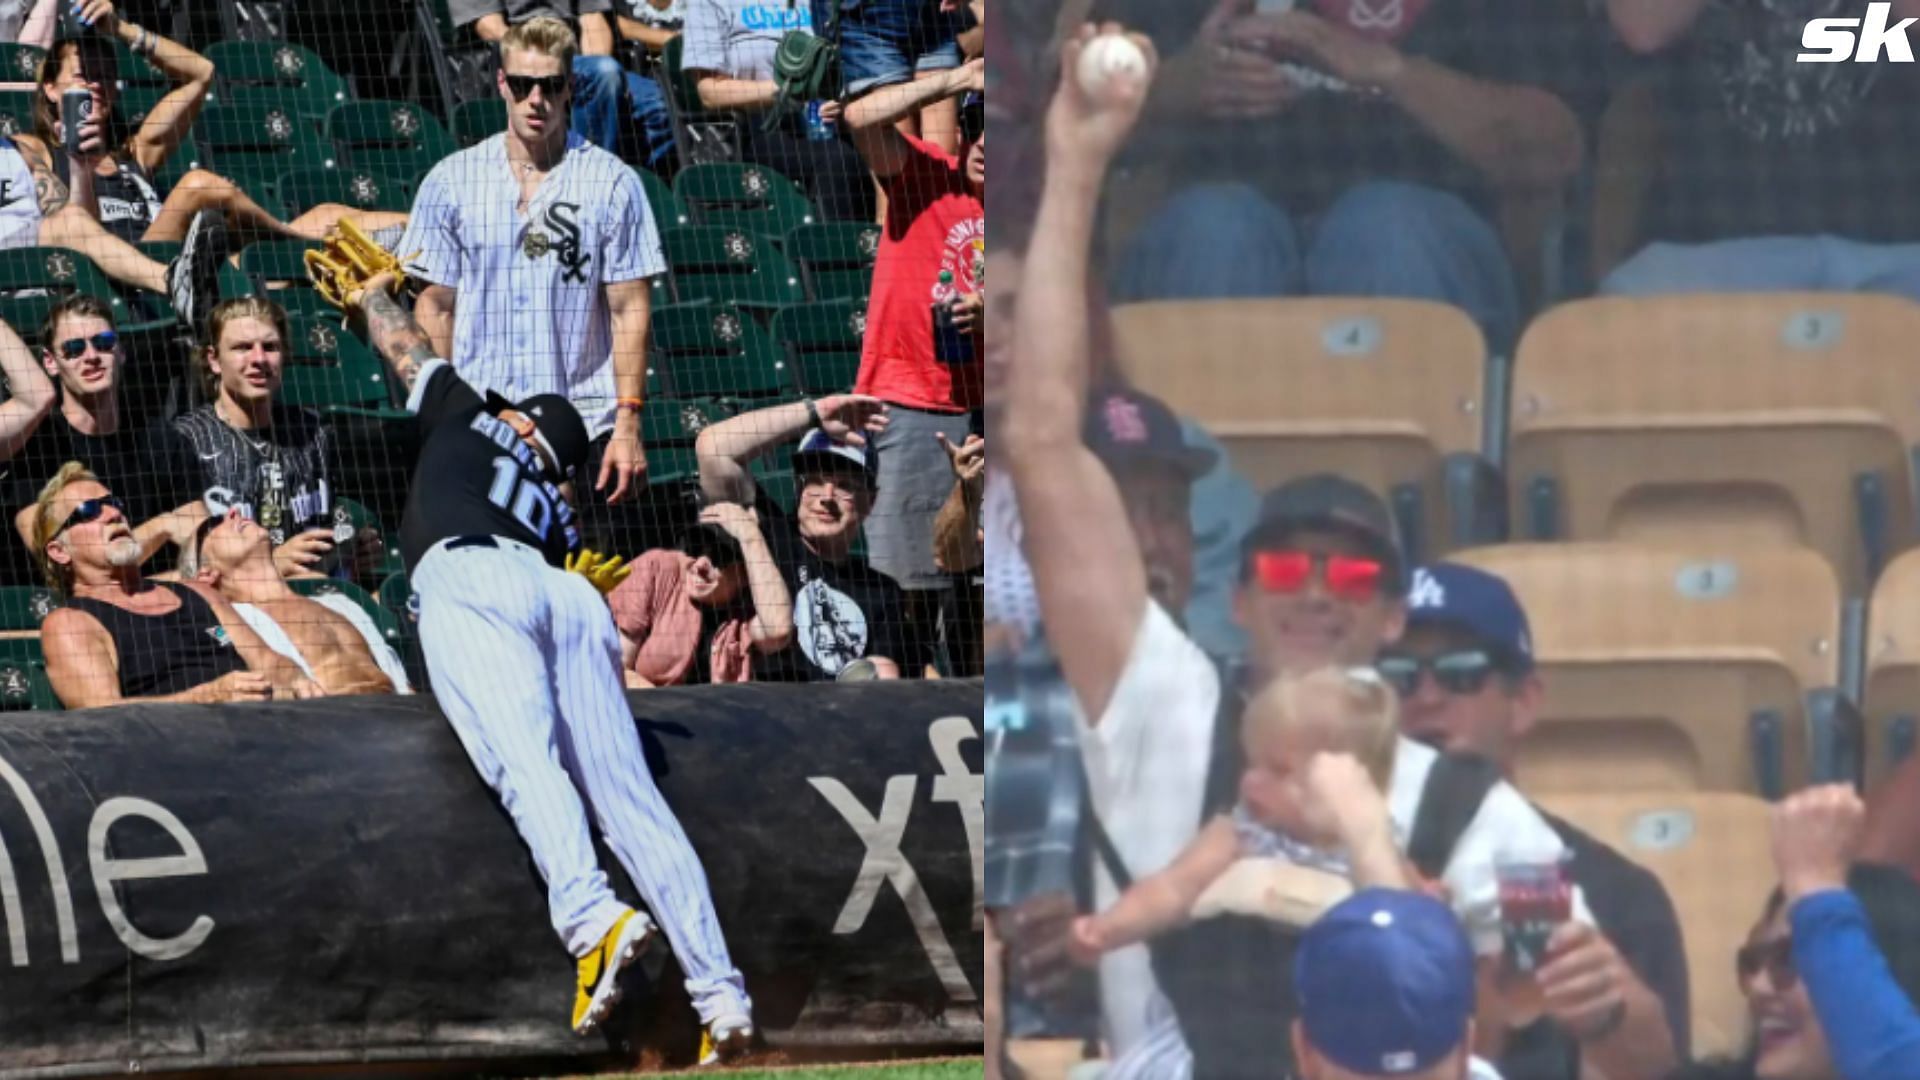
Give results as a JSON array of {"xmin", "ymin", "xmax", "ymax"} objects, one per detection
[
  {"xmin": 1000, "ymin": 28, "xmax": 1627, "ymax": 1075},
  {"xmin": 401, "ymin": 15, "xmax": 662, "ymax": 553}
]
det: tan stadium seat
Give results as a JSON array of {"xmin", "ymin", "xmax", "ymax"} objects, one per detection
[
  {"xmin": 1112, "ymin": 298, "xmax": 1490, "ymax": 560},
  {"xmin": 1509, "ymin": 293, "xmax": 1920, "ymax": 594},
  {"xmin": 1539, "ymin": 791, "xmax": 1774, "ymax": 1062},
  {"xmin": 1455, "ymin": 543, "xmax": 1846, "ymax": 798},
  {"xmin": 1865, "ymin": 549, "xmax": 1920, "ymax": 781}
]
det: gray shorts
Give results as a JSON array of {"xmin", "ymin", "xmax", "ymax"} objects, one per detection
[{"xmin": 865, "ymin": 405, "xmax": 972, "ymax": 591}]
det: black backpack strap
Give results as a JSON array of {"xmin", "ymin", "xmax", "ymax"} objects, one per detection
[
  {"xmin": 1200, "ymin": 658, "xmax": 1250, "ymax": 819},
  {"xmin": 1407, "ymin": 752, "xmax": 1504, "ymax": 881},
  {"xmin": 1079, "ymin": 772, "xmax": 1135, "ymax": 891}
]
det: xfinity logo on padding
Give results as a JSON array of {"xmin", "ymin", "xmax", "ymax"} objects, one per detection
[{"xmin": 1800, "ymin": 3, "xmax": 1917, "ymax": 62}]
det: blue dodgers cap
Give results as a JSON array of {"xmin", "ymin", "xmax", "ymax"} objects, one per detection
[
  {"xmin": 1404, "ymin": 563, "xmax": 1534, "ymax": 673},
  {"xmin": 1295, "ymin": 888, "xmax": 1477, "ymax": 1076}
]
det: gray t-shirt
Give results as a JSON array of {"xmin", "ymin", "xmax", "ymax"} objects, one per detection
[
  {"xmin": 447, "ymin": 0, "xmax": 612, "ymax": 31},
  {"xmin": 681, "ymin": 0, "xmax": 811, "ymax": 81}
]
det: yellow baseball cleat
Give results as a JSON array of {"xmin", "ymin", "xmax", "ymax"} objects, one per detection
[
  {"xmin": 573, "ymin": 909, "xmax": 656, "ymax": 1035},
  {"xmin": 698, "ymin": 1013, "xmax": 755, "ymax": 1066}
]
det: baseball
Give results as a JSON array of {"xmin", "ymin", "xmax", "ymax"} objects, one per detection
[{"xmin": 1076, "ymin": 33, "xmax": 1148, "ymax": 96}]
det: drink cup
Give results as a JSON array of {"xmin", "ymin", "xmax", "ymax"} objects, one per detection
[{"xmin": 1494, "ymin": 853, "xmax": 1573, "ymax": 974}]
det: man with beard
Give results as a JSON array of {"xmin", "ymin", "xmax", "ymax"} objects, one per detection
[{"xmin": 33, "ymin": 465, "xmax": 320, "ymax": 707}]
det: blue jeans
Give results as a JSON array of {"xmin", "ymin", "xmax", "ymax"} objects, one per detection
[
  {"xmin": 1112, "ymin": 180, "xmax": 1522, "ymax": 353},
  {"xmin": 571, "ymin": 55, "xmax": 676, "ymax": 170},
  {"xmin": 1601, "ymin": 236, "xmax": 1920, "ymax": 301},
  {"xmin": 839, "ymin": 0, "xmax": 964, "ymax": 95}
]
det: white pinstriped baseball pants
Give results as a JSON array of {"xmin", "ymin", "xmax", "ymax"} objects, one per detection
[{"xmin": 415, "ymin": 536, "xmax": 751, "ymax": 1023}]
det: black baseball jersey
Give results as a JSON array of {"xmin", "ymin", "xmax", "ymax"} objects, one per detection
[
  {"xmin": 167, "ymin": 403, "xmax": 347, "ymax": 569},
  {"xmin": 399, "ymin": 360, "xmax": 582, "ymax": 573}
]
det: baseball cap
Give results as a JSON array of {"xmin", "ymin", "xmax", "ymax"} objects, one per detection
[
  {"xmin": 1084, "ymin": 386, "xmax": 1216, "ymax": 482},
  {"xmin": 1404, "ymin": 563, "xmax": 1534, "ymax": 673},
  {"xmin": 1242, "ymin": 474, "xmax": 1406, "ymax": 594},
  {"xmin": 791, "ymin": 428, "xmax": 879, "ymax": 490},
  {"xmin": 484, "ymin": 390, "xmax": 590, "ymax": 481},
  {"xmin": 1295, "ymin": 888, "xmax": 1476, "ymax": 1077}
]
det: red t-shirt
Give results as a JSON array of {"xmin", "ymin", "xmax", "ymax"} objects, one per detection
[{"xmin": 855, "ymin": 135, "xmax": 984, "ymax": 414}]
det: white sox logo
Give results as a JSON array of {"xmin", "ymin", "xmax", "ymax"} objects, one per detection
[
  {"xmin": 808, "ymin": 716, "xmax": 983, "ymax": 1004},
  {"xmin": 541, "ymin": 202, "xmax": 590, "ymax": 284}
]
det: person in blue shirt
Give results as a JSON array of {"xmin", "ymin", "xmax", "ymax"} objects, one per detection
[{"xmin": 1669, "ymin": 785, "xmax": 1920, "ymax": 1080}]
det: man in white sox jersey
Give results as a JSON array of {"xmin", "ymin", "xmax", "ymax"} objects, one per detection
[
  {"xmin": 400, "ymin": 15, "xmax": 659, "ymax": 553},
  {"xmin": 328, "ymin": 260, "xmax": 754, "ymax": 1062}
]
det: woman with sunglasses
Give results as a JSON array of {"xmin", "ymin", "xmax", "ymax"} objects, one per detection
[
  {"xmin": 22, "ymin": 4, "xmax": 407, "ymax": 248},
  {"xmin": 1670, "ymin": 786, "xmax": 1920, "ymax": 1080}
]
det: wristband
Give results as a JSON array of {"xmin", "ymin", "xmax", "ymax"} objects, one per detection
[
  {"xmin": 806, "ymin": 398, "xmax": 823, "ymax": 430},
  {"xmin": 615, "ymin": 397, "xmax": 644, "ymax": 412}
]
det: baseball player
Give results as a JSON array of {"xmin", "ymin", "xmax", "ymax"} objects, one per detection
[
  {"xmin": 306, "ymin": 223, "xmax": 754, "ymax": 1062},
  {"xmin": 399, "ymin": 14, "xmax": 657, "ymax": 551}
]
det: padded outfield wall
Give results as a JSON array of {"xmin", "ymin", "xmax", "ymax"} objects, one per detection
[{"xmin": 0, "ymin": 680, "xmax": 983, "ymax": 1076}]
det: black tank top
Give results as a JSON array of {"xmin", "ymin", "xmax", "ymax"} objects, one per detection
[
  {"xmin": 54, "ymin": 152, "xmax": 164, "ymax": 244},
  {"xmin": 66, "ymin": 582, "xmax": 249, "ymax": 699}
]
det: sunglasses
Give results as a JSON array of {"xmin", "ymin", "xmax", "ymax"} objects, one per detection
[
  {"xmin": 1376, "ymin": 649, "xmax": 1501, "ymax": 697},
  {"xmin": 56, "ymin": 494, "xmax": 125, "ymax": 536},
  {"xmin": 1736, "ymin": 938, "xmax": 1796, "ymax": 990},
  {"xmin": 57, "ymin": 331, "xmax": 117, "ymax": 359},
  {"xmin": 504, "ymin": 73, "xmax": 569, "ymax": 101},
  {"xmin": 1251, "ymin": 550, "xmax": 1384, "ymax": 601}
]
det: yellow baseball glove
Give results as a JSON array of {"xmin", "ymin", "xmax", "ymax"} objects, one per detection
[
  {"xmin": 566, "ymin": 549, "xmax": 632, "ymax": 595},
  {"xmin": 304, "ymin": 219, "xmax": 412, "ymax": 310}
]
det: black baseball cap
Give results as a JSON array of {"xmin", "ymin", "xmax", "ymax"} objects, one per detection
[
  {"xmin": 1084, "ymin": 386, "xmax": 1216, "ymax": 482},
  {"xmin": 679, "ymin": 521, "xmax": 744, "ymax": 569},
  {"xmin": 484, "ymin": 390, "xmax": 590, "ymax": 481},
  {"xmin": 1242, "ymin": 473, "xmax": 1407, "ymax": 595},
  {"xmin": 960, "ymin": 91, "xmax": 985, "ymax": 142}
]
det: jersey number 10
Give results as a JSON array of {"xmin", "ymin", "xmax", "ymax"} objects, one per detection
[{"xmin": 488, "ymin": 456, "xmax": 555, "ymax": 542}]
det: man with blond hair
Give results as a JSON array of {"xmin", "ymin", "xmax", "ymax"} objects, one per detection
[
  {"xmin": 33, "ymin": 464, "xmax": 321, "ymax": 708},
  {"xmin": 401, "ymin": 14, "xmax": 665, "ymax": 556}
]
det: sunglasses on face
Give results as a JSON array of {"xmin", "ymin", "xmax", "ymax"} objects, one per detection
[
  {"xmin": 56, "ymin": 494, "xmax": 125, "ymax": 536},
  {"xmin": 1736, "ymin": 937, "xmax": 1796, "ymax": 990},
  {"xmin": 505, "ymin": 73, "xmax": 569, "ymax": 101},
  {"xmin": 1251, "ymin": 550, "xmax": 1384, "ymax": 601},
  {"xmin": 1376, "ymin": 649, "xmax": 1500, "ymax": 697},
  {"xmin": 58, "ymin": 331, "xmax": 117, "ymax": 359}
]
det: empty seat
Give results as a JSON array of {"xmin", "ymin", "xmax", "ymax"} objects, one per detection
[
  {"xmin": 674, "ymin": 162, "xmax": 817, "ymax": 235},
  {"xmin": 637, "ymin": 167, "xmax": 691, "ymax": 229},
  {"xmin": 1510, "ymin": 293, "xmax": 1920, "ymax": 594},
  {"xmin": 663, "ymin": 226, "xmax": 805, "ymax": 308},
  {"xmin": 1112, "ymin": 298, "xmax": 1493, "ymax": 562},
  {"xmin": 771, "ymin": 299, "xmax": 865, "ymax": 394},
  {"xmin": 324, "ymin": 100, "xmax": 459, "ymax": 186},
  {"xmin": 238, "ymin": 239, "xmax": 337, "ymax": 319},
  {"xmin": 0, "ymin": 44, "xmax": 46, "ymax": 83},
  {"xmin": 205, "ymin": 42, "xmax": 350, "ymax": 125},
  {"xmin": 275, "ymin": 165, "xmax": 412, "ymax": 217},
  {"xmin": 0, "ymin": 587, "xmax": 60, "ymax": 634},
  {"xmin": 1865, "ymin": 549, "xmax": 1920, "ymax": 779},
  {"xmin": 649, "ymin": 301, "xmax": 796, "ymax": 402},
  {"xmin": 785, "ymin": 222, "xmax": 880, "ymax": 301},
  {"xmin": 0, "ymin": 89, "xmax": 36, "ymax": 140},
  {"xmin": 1539, "ymin": 791, "xmax": 1772, "ymax": 1062},
  {"xmin": 195, "ymin": 101, "xmax": 336, "ymax": 200},
  {"xmin": 1456, "ymin": 542, "xmax": 1848, "ymax": 798},
  {"xmin": 279, "ymin": 315, "xmax": 405, "ymax": 418}
]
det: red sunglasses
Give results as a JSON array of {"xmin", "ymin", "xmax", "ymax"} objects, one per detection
[{"xmin": 1252, "ymin": 550, "xmax": 1384, "ymax": 601}]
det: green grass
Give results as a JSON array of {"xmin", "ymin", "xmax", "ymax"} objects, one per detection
[{"xmin": 594, "ymin": 1062, "xmax": 980, "ymax": 1080}]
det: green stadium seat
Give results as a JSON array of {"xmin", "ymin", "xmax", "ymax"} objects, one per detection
[
  {"xmin": 0, "ymin": 638, "xmax": 59, "ymax": 712},
  {"xmin": 674, "ymin": 162, "xmax": 818, "ymax": 235},
  {"xmin": 0, "ymin": 587, "xmax": 61, "ymax": 633},
  {"xmin": 452, "ymin": 97, "xmax": 506, "ymax": 147},
  {"xmin": 0, "ymin": 247, "xmax": 167, "ymax": 334},
  {"xmin": 649, "ymin": 301, "xmax": 797, "ymax": 403},
  {"xmin": 751, "ymin": 462, "xmax": 797, "ymax": 514},
  {"xmin": 663, "ymin": 226, "xmax": 804, "ymax": 308},
  {"xmin": 0, "ymin": 90, "xmax": 36, "ymax": 140},
  {"xmin": 638, "ymin": 167, "xmax": 691, "ymax": 229},
  {"xmin": 325, "ymin": 100, "xmax": 459, "ymax": 186},
  {"xmin": 196, "ymin": 101, "xmax": 337, "ymax": 202},
  {"xmin": 205, "ymin": 42, "xmax": 350, "ymax": 125},
  {"xmin": 0, "ymin": 44, "xmax": 46, "ymax": 84},
  {"xmin": 275, "ymin": 165, "xmax": 413, "ymax": 217},
  {"xmin": 640, "ymin": 396, "xmax": 729, "ymax": 447},
  {"xmin": 785, "ymin": 222, "xmax": 880, "ymax": 302},
  {"xmin": 377, "ymin": 570, "xmax": 414, "ymax": 626},
  {"xmin": 771, "ymin": 299, "xmax": 866, "ymax": 394},
  {"xmin": 279, "ymin": 314, "xmax": 405, "ymax": 418},
  {"xmin": 288, "ymin": 576, "xmax": 405, "ymax": 648},
  {"xmin": 648, "ymin": 445, "xmax": 699, "ymax": 490},
  {"xmin": 237, "ymin": 239, "xmax": 338, "ymax": 319}
]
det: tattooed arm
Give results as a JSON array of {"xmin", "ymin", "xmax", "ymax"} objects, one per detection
[
  {"xmin": 12, "ymin": 136, "xmax": 72, "ymax": 217},
  {"xmin": 352, "ymin": 277, "xmax": 439, "ymax": 397}
]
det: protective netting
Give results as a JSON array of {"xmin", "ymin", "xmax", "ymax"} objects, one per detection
[
  {"xmin": 0, "ymin": 0, "xmax": 983, "ymax": 714},
  {"xmin": 987, "ymin": 3, "xmax": 1920, "ymax": 1079}
]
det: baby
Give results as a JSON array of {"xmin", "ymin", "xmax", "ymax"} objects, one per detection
[{"xmin": 1071, "ymin": 665, "xmax": 1409, "ymax": 959}]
